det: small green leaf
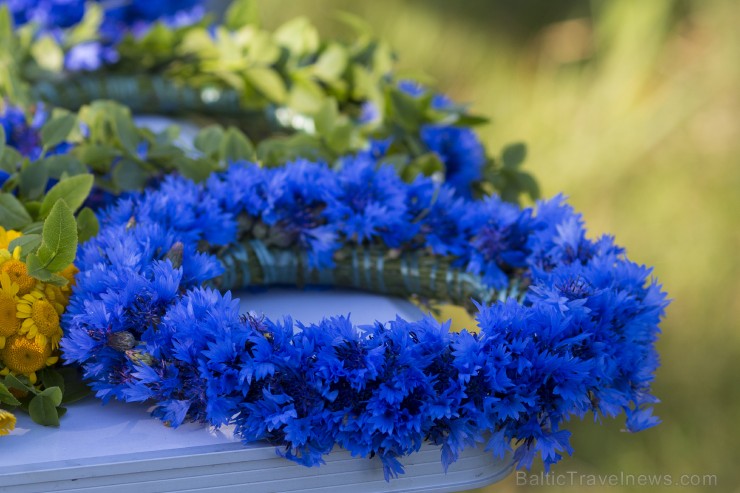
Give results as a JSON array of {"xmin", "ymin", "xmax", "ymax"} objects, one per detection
[
  {"xmin": 0, "ymin": 125, "xmax": 5, "ymax": 160},
  {"xmin": 194, "ymin": 125, "xmax": 225, "ymax": 158},
  {"xmin": 113, "ymin": 108, "xmax": 140, "ymax": 155},
  {"xmin": 5, "ymin": 373, "xmax": 36, "ymax": 395},
  {"xmin": 33, "ymin": 199, "xmax": 78, "ymax": 274},
  {"xmin": 409, "ymin": 152, "xmax": 444, "ymax": 179},
  {"xmin": 177, "ymin": 157, "xmax": 220, "ymax": 182},
  {"xmin": 30, "ymin": 35, "xmax": 64, "ymax": 72},
  {"xmin": 455, "ymin": 113, "xmax": 490, "ymax": 127},
  {"xmin": 0, "ymin": 193, "xmax": 32, "ymax": 229},
  {"xmin": 39, "ymin": 174, "xmax": 94, "ymax": 218},
  {"xmin": 21, "ymin": 221, "xmax": 44, "ymax": 235},
  {"xmin": 0, "ymin": 382, "xmax": 21, "ymax": 407},
  {"xmin": 40, "ymin": 114, "xmax": 76, "ymax": 150},
  {"xmin": 74, "ymin": 144, "xmax": 119, "ymax": 172},
  {"xmin": 515, "ymin": 171, "xmax": 541, "ymax": 200},
  {"xmin": 274, "ymin": 17, "xmax": 319, "ymax": 56},
  {"xmin": 287, "ymin": 76, "xmax": 325, "ymax": 114},
  {"xmin": 57, "ymin": 367, "xmax": 92, "ymax": 405},
  {"xmin": 19, "ymin": 161, "xmax": 49, "ymax": 200},
  {"xmin": 25, "ymin": 255, "xmax": 68, "ymax": 285},
  {"xmin": 225, "ymin": 0, "xmax": 260, "ymax": 29},
  {"xmin": 389, "ymin": 89, "xmax": 426, "ymax": 130},
  {"xmin": 220, "ymin": 127, "xmax": 255, "ymax": 162},
  {"xmin": 39, "ymin": 386, "xmax": 63, "ymax": 407},
  {"xmin": 40, "ymin": 368, "xmax": 65, "ymax": 394},
  {"xmin": 41, "ymin": 155, "xmax": 87, "ymax": 179},
  {"xmin": 0, "ymin": 146, "xmax": 20, "ymax": 175},
  {"xmin": 8, "ymin": 234, "xmax": 41, "ymax": 257},
  {"xmin": 502, "ymin": 143, "xmax": 527, "ymax": 169},
  {"xmin": 76, "ymin": 207, "xmax": 99, "ymax": 243},
  {"xmin": 112, "ymin": 159, "xmax": 148, "ymax": 191},
  {"xmin": 29, "ymin": 393, "xmax": 60, "ymax": 426},
  {"xmin": 313, "ymin": 44, "xmax": 348, "ymax": 82},
  {"xmin": 245, "ymin": 67, "xmax": 287, "ymax": 103}
]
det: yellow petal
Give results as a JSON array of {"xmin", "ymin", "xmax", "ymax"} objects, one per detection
[
  {"xmin": 46, "ymin": 356, "xmax": 59, "ymax": 365},
  {"xmin": 35, "ymin": 334, "xmax": 47, "ymax": 347},
  {"xmin": 29, "ymin": 372, "xmax": 37, "ymax": 384},
  {"xmin": 16, "ymin": 304, "xmax": 32, "ymax": 315}
]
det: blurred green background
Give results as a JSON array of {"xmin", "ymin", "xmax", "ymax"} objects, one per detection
[{"xmin": 236, "ymin": 1, "xmax": 739, "ymax": 491}]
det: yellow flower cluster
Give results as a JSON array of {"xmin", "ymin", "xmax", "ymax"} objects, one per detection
[
  {"xmin": 0, "ymin": 227, "xmax": 77, "ymax": 385},
  {"xmin": 0, "ymin": 408, "xmax": 16, "ymax": 436}
]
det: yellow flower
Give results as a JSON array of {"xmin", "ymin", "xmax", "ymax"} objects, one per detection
[
  {"xmin": 0, "ymin": 273, "xmax": 21, "ymax": 349},
  {"xmin": 0, "ymin": 249, "xmax": 36, "ymax": 296},
  {"xmin": 0, "ymin": 227, "xmax": 22, "ymax": 251},
  {"xmin": 0, "ymin": 408, "xmax": 16, "ymax": 436},
  {"xmin": 16, "ymin": 290, "xmax": 63, "ymax": 350},
  {"xmin": 0, "ymin": 335, "xmax": 56, "ymax": 384}
]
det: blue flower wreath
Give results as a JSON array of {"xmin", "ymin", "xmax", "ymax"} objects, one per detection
[{"xmin": 62, "ymin": 154, "xmax": 668, "ymax": 480}]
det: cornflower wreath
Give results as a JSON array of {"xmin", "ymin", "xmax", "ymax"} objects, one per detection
[
  {"xmin": 0, "ymin": 0, "xmax": 668, "ymax": 483},
  {"xmin": 55, "ymin": 156, "xmax": 666, "ymax": 479}
]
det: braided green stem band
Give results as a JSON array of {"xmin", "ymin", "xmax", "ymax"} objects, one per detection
[
  {"xmin": 29, "ymin": 74, "xmax": 280, "ymax": 138},
  {"xmin": 213, "ymin": 240, "xmax": 525, "ymax": 311}
]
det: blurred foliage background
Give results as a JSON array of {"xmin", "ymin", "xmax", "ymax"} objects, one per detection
[{"xmin": 231, "ymin": 1, "xmax": 739, "ymax": 491}]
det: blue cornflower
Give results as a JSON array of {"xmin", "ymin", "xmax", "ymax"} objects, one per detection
[
  {"xmin": 1, "ymin": 102, "xmax": 44, "ymax": 159},
  {"xmin": 325, "ymin": 155, "xmax": 409, "ymax": 247},
  {"xmin": 462, "ymin": 195, "xmax": 537, "ymax": 289},
  {"xmin": 420, "ymin": 125, "xmax": 486, "ymax": 198},
  {"xmin": 262, "ymin": 160, "xmax": 340, "ymax": 268}
]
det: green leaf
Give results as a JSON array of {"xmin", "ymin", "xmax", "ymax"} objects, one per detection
[
  {"xmin": 30, "ymin": 35, "xmax": 64, "ymax": 72},
  {"xmin": 274, "ymin": 17, "xmax": 319, "ymax": 56},
  {"xmin": 112, "ymin": 159, "xmax": 148, "ymax": 191},
  {"xmin": 25, "ymin": 254, "xmax": 68, "ymax": 285},
  {"xmin": 57, "ymin": 367, "xmax": 92, "ymax": 405},
  {"xmin": 0, "ymin": 193, "xmax": 32, "ymax": 229},
  {"xmin": 29, "ymin": 392, "xmax": 60, "ymax": 426},
  {"xmin": 21, "ymin": 221, "xmax": 44, "ymax": 235},
  {"xmin": 455, "ymin": 113, "xmax": 490, "ymax": 127},
  {"xmin": 314, "ymin": 99, "xmax": 339, "ymax": 136},
  {"xmin": 389, "ymin": 89, "xmax": 426, "ymax": 130},
  {"xmin": 313, "ymin": 44, "xmax": 348, "ymax": 82},
  {"xmin": 39, "ymin": 369, "xmax": 65, "ymax": 395},
  {"xmin": 39, "ymin": 174, "xmax": 94, "ymax": 218},
  {"xmin": 0, "ymin": 146, "xmax": 20, "ymax": 175},
  {"xmin": 287, "ymin": 76, "xmax": 326, "ymax": 114},
  {"xmin": 40, "ymin": 113, "xmax": 76, "ymax": 150},
  {"xmin": 8, "ymin": 234, "xmax": 41, "ymax": 257},
  {"xmin": 41, "ymin": 155, "xmax": 87, "ymax": 179},
  {"xmin": 0, "ymin": 125, "xmax": 5, "ymax": 160},
  {"xmin": 194, "ymin": 125, "xmax": 225, "ymax": 158},
  {"xmin": 515, "ymin": 171, "xmax": 541, "ymax": 200},
  {"xmin": 0, "ymin": 382, "xmax": 21, "ymax": 407},
  {"xmin": 33, "ymin": 199, "xmax": 78, "ymax": 274},
  {"xmin": 257, "ymin": 134, "xmax": 329, "ymax": 167},
  {"xmin": 76, "ymin": 207, "xmax": 99, "ymax": 243},
  {"xmin": 408, "ymin": 152, "xmax": 444, "ymax": 180},
  {"xmin": 245, "ymin": 67, "xmax": 287, "ymax": 103},
  {"xmin": 220, "ymin": 127, "xmax": 255, "ymax": 162},
  {"xmin": 74, "ymin": 144, "xmax": 119, "ymax": 172},
  {"xmin": 177, "ymin": 157, "xmax": 219, "ymax": 182},
  {"xmin": 4, "ymin": 373, "xmax": 36, "ymax": 395},
  {"xmin": 113, "ymin": 108, "xmax": 140, "ymax": 155},
  {"xmin": 502, "ymin": 143, "xmax": 527, "ymax": 169},
  {"xmin": 225, "ymin": 0, "xmax": 260, "ymax": 29},
  {"xmin": 39, "ymin": 386, "xmax": 63, "ymax": 407},
  {"xmin": 19, "ymin": 161, "xmax": 49, "ymax": 200}
]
